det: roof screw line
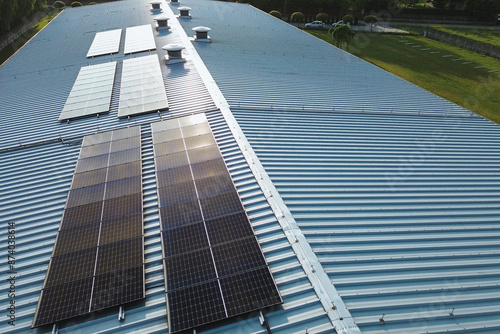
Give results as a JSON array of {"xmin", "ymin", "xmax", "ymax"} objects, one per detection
[{"xmin": 379, "ymin": 314, "xmax": 386, "ymax": 324}]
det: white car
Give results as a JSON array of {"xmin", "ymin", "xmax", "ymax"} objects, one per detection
[
  {"xmin": 305, "ymin": 21, "xmax": 325, "ymax": 29},
  {"xmin": 332, "ymin": 20, "xmax": 346, "ymax": 27}
]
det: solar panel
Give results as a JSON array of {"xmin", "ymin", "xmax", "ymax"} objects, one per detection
[
  {"xmin": 151, "ymin": 114, "xmax": 282, "ymax": 333},
  {"xmin": 123, "ymin": 24, "xmax": 156, "ymax": 54},
  {"xmin": 32, "ymin": 127, "xmax": 145, "ymax": 328},
  {"xmin": 86, "ymin": 29, "xmax": 122, "ymax": 57},
  {"xmin": 118, "ymin": 55, "xmax": 168, "ymax": 118},
  {"xmin": 58, "ymin": 62, "xmax": 117, "ymax": 121}
]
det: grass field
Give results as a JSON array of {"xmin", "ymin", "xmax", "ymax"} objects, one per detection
[
  {"xmin": 0, "ymin": 11, "xmax": 59, "ymax": 66},
  {"xmin": 430, "ymin": 26, "xmax": 500, "ymax": 46},
  {"xmin": 306, "ymin": 30, "xmax": 500, "ymax": 124}
]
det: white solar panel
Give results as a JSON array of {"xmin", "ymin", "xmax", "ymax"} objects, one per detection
[
  {"xmin": 124, "ymin": 25, "xmax": 156, "ymax": 54},
  {"xmin": 118, "ymin": 55, "xmax": 168, "ymax": 118},
  {"xmin": 86, "ymin": 29, "xmax": 122, "ymax": 58},
  {"xmin": 59, "ymin": 62, "xmax": 117, "ymax": 121}
]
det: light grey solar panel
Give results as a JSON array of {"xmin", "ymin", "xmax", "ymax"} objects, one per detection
[
  {"xmin": 118, "ymin": 55, "xmax": 168, "ymax": 118},
  {"xmin": 59, "ymin": 62, "xmax": 117, "ymax": 121},
  {"xmin": 123, "ymin": 25, "xmax": 156, "ymax": 54},
  {"xmin": 87, "ymin": 29, "xmax": 122, "ymax": 58}
]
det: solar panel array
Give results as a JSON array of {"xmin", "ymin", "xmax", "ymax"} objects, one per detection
[
  {"xmin": 86, "ymin": 29, "xmax": 122, "ymax": 58},
  {"xmin": 58, "ymin": 62, "xmax": 117, "ymax": 121},
  {"xmin": 151, "ymin": 114, "xmax": 282, "ymax": 333},
  {"xmin": 33, "ymin": 126, "xmax": 145, "ymax": 328},
  {"xmin": 124, "ymin": 24, "xmax": 156, "ymax": 54},
  {"xmin": 118, "ymin": 54, "xmax": 169, "ymax": 118}
]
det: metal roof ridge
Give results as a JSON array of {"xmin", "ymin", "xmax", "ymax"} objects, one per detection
[{"xmin": 164, "ymin": 4, "xmax": 361, "ymax": 333}]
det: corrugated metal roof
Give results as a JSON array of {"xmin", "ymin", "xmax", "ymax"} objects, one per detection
[{"xmin": 0, "ymin": 1, "xmax": 338, "ymax": 333}]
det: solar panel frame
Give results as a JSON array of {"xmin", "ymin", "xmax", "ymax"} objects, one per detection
[
  {"xmin": 86, "ymin": 29, "xmax": 122, "ymax": 58},
  {"xmin": 152, "ymin": 115, "xmax": 282, "ymax": 333},
  {"xmin": 58, "ymin": 62, "xmax": 117, "ymax": 121}
]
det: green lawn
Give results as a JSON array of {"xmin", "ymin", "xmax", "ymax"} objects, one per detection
[
  {"xmin": 0, "ymin": 11, "xmax": 59, "ymax": 66},
  {"xmin": 306, "ymin": 30, "xmax": 500, "ymax": 124},
  {"xmin": 430, "ymin": 26, "xmax": 500, "ymax": 47}
]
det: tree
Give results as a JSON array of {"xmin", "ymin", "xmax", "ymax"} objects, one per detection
[
  {"xmin": 290, "ymin": 11, "xmax": 304, "ymax": 22},
  {"xmin": 316, "ymin": 12, "xmax": 329, "ymax": 23},
  {"xmin": 70, "ymin": 1, "xmax": 82, "ymax": 7},
  {"xmin": 465, "ymin": 0, "xmax": 500, "ymax": 22},
  {"xmin": 53, "ymin": 0, "xmax": 65, "ymax": 8},
  {"xmin": 364, "ymin": 15, "xmax": 377, "ymax": 32},
  {"xmin": 342, "ymin": 14, "xmax": 354, "ymax": 25},
  {"xmin": 331, "ymin": 24, "xmax": 355, "ymax": 50},
  {"xmin": 269, "ymin": 10, "xmax": 282, "ymax": 19},
  {"xmin": 431, "ymin": 0, "xmax": 448, "ymax": 10}
]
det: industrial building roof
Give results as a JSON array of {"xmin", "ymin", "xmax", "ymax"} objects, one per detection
[{"xmin": 1, "ymin": 0, "xmax": 499, "ymax": 333}]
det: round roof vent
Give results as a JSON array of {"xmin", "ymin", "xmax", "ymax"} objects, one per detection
[
  {"xmin": 154, "ymin": 15, "xmax": 170, "ymax": 29},
  {"xmin": 162, "ymin": 44, "xmax": 186, "ymax": 64},
  {"xmin": 178, "ymin": 6, "xmax": 191, "ymax": 18},
  {"xmin": 150, "ymin": 0, "xmax": 162, "ymax": 10},
  {"xmin": 192, "ymin": 26, "xmax": 211, "ymax": 42}
]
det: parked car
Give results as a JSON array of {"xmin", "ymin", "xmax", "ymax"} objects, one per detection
[
  {"xmin": 331, "ymin": 20, "xmax": 345, "ymax": 27},
  {"xmin": 305, "ymin": 21, "xmax": 325, "ymax": 29}
]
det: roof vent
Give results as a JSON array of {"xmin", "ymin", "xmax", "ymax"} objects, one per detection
[
  {"xmin": 192, "ymin": 26, "xmax": 211, "ymax": 43},
  {"xmin": 170, "ymin": 0, "xmax": 179, "ymax": 3},
  {"xmin": 162, "ymin": 44, "xmax": 186, "ymax": 64},
  {"xmin": 177, "ymin": 6, "xmax": 191, "ymax": 18},
  {"xmin": 154, "ymin": 15, "xmax": 170, "ymax": 29},
  {"xmin": 150, "ymin": 0, "xmax": 162, "ymax": 10}
]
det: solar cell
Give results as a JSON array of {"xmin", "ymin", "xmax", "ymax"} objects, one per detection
[
  {"xmin": 220, "ymin": 267, "xmax": 282, "ymax": 317},
  {"xmin": 152, "ymin": 127, "xmax": 183, "ymax": 144},
  {"xmin": 191, "ymin": 158, "xmax": 227, "ymax": 180},
  {"xmin": 195, "ymin": 174, "xmax": 235, "ymax": 198},
  {"xmin": 104, "ymin": 176, "xmax": 142, "ymax": 200},
  {"xmin": 181, "ymin": 123, "xmax": 212, "ymax": 138},
  {"xmin": 205, "ymin": 211, "xmax": 254, "ymax": 245},
  {"xmin": 164, "ymin": 248, "xmax": 216, "ymax": 291},
  {"xmin": 79, "ymin": 142, "xmax": 110, "ymax": 159},
  {"xmin": 162, "ymin": 222, "xmax": 209, "ymax": 257},
  {"xmin": 44, "ymin": 248, "xmax": 97, "ymax": 287},
  {"xmin": 157, "ymin": 181, "xmax": 197, "ymax": 206},
  {"xmin": 110, "ymin": 136, "xmax": 141, "ymax": 153},
  {"xmin": 155, "ymin": 151, "xmax": 189, "ymax": 170},
  {"xmin": 178, "ymin": 113, "xmax": 208, "ymax": 127},
  {"xmin": 58, "ymin": 62, "xmax": 117, "ymax": 121},
  {"xmin": 167, "ymin": 280, "xmax": 226, "ymax": 333},
  {"xmin": 212, "ymin": 237, "xmax": 267, "ymax": 277},
  {"xmin": 111, "ymin": 126, "xmax": 141, "ymax": 141},
  {"xmin": 53, "ymin": 224, "xmax": 100, "ymax": 256},
  {"xmin": 81, "ymin": 131, "xmax": 112, "ymax": 147},
  {"xmin": 184, "ymin": 133, "xmax": 216, "ymax": 150},
  {"xmin": 33, "ymin": 277, "xmax": 93, "ymax": 328},
  {"xmin": 107, "ymin": 161, "xmax": 142, "ymax": 182},
  {"xmin": 96, "ymin": 237, "xmax": 143, "ymax": 275},
  {"xmin": 60, "ymin": 202, "xmax": 103, "ymax": 230},
  {"xmin": 153, "ymin": 139, "xmax": 185, "ymax": 157},
  {"xmin": 75, "ymin": 154, "xmax": 109, "ymax": 173},
  {"xmin": 102, "ymin": 193, "xmax": 143, "ymax": 221},
  {"xmin": 108, "ymin": 148, "xmax": 141, "ymax": 166},
  {"xmin": 123, "ymin": 25, "xmax": 156, "ymax": 54},
  {"xmin": 66, "ymin": 183, "xmax": 105, "ymax": 208},
  {"xmin": 100, "ymin": 214, "xmax": 143, "ymax": 245},
  {"xmin": 118, "ymin": 55, "xmax": 168, "ymax": 118},
  {"xmin": 156, "ymin": 165, "xmax": 193, "ymax": 187},
  {"xmin": 187, "ymin": 145, "xmax": 221, "ymax": 164},
  {"xmin": 91, "ymin": 265, "xmax": 144, "ymax": 311},
  {"xmin": 199, "ymin": 190, "xmax": 244, "ymax": 220},
  {"xmin": 71, "ymin": 167, "xmax": 107, "ymax": 189},
  {"xmin": 87, "ymin": 29, "xmax": 122, "ymax": 58},
  {"xmin": 159, "ymin": 199, "xmax": 202, "ymax": 229},
  {"xmin": 151, "ymin": 119, "xmax": 180, "ymax": 133}
]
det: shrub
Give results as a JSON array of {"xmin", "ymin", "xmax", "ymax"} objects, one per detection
[
  {"xmin": 89, "ymin": 1, "xmax": 98, "ymax": 4},
  {"xmin": 70, "ymin": 1, "xmax": 82, "ymax": 7},
  {"xmin": 291, "ymin": 12, "xmax": 304, "ymax": 22},
  {"xmin": 342, "ymin": 14, "xmax": 354, "ymax": 24},
  {"xmin": 316, "ymin": 12, "xmax": 329, "ymax": 22},
  {"xmin": 269, "ymin": 10, "xmax": 282, "ymax": 19},
  {"xmin": 53, "ymin": 0, "xmax": 65, "ymax": 8}
]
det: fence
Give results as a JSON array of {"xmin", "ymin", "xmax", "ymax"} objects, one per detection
[
  {"xmin": 0, "ymin": 9, "xmax": 53, "ymax": 53},
  {"xmin": 422, "ymin": 27, "xmax": 500, "ymax": 60}
]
